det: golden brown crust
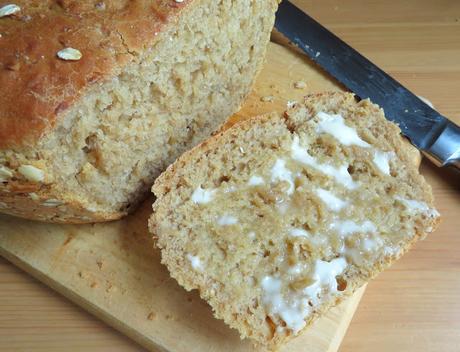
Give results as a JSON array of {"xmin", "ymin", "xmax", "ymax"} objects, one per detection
[{"xmin": 0, "ymin": 0, "xmax": 193, "ymax": 149}]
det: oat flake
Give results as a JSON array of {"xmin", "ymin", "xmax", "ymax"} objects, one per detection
[
  {"xmin": 57, "ymin": 47, "xmax": 82, "ymax": 61},
  {"xmin": 0, "ymin": 4, "xmax": 20, "ymax": 18}
]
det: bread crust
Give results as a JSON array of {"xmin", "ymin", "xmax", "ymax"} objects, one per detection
[{"xmin": 0, "ymin": 188, "xmax": 122, "ymax": 223}]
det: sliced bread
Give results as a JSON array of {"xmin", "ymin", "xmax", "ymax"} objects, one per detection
[
  {"xmin": 149, "ymin": 92, "xmax": 440, "ymax": 349},
  {"xmin": 0, "ymin": 0, "xmax": 279, "ymax": 223}
]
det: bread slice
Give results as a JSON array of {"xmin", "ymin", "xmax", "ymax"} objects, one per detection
[
  {"xmin": 0, "ymin": 0, "xmax": 279, "ymax": 223},
  {"xmin": 149, "ymin": 92, "xmax": 440, "ymax": 349}
]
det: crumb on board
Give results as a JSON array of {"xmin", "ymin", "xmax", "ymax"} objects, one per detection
[
  {"xmin": 293, "ymin": 81, "xmax": 307, "ymax": 89},
  {"xmin": 147, "ymin": 312, "xmax": 156, "ymax": 320},
  {"xmin": 260, "ymin": 95, "xmax": 274, "ymax": 102},
  {"xmin": 96, "ymin": 260, "xmax": 104, "ymax": 269},
  {"xmin": 90, "ymin": 282, "xmax": 98, "ymax": 288},
  {"xmin": 165, "ymin": 314, "xmax": 178, "ymax": 321}
]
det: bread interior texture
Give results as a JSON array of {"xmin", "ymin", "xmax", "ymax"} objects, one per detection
[
  {"xmin": 150, "ymin": 93, "xmax": 439, "ymax": 348},
  {"xmin": 2, "ymin": 0, "xmax": 276, "ymax": 217}
]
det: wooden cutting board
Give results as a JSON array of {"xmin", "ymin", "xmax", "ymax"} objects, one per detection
[{"xmin": 0, "ymin": 41, "xmax": 367, "ymax": 352}]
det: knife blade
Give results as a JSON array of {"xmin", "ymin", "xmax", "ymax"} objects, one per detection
[{"xmin": 275, "ymin": 0, "xmax": 460, "ymax": 170}]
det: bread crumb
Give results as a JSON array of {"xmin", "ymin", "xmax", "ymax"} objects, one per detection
[
  {"xmin": 96, "ymin": 260, "xmax": 104, "ymax": 269},
  {"xmin": 293, "ymin": 81, "xmax": 307, "ymax": 89},
  {"xmin": 95, "ymin": 2, "xmax": 105, "ymax": 10},
  {"xmin": 260, "ymin": 96, "xmax": 274, "ymax": 103},
  {"xmin": 147, "ymin": 312, "xmax": 156, "ymax": 320},
  {"xmin": 90, "ymin": 282, "xmax": 98, "ymax": 288}
]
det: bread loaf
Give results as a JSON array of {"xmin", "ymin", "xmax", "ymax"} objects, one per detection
[
  {"xmin": 0, "ymin": 0, "xmax": 279, "ymax": 223},
  {"xmin": 149, "ymin": 92, "xmax": 440, "ymax": 349}
]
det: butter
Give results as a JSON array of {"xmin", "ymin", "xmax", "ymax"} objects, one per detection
[
  {"xmin": 373, "ymin": 151, "xmax": 393, "ymax": 175},
  {"xmin": 186, "ymin": 254, "xmax": 203, "ymax": 271},
  {"xmin": 261, "ymin": 258, "xmax": 347, "ymax": 334},
  {"xmin": 395, "ymin": 196, "xmax": 440, "ymax": 218},
  {"xmin": 341, "ymin": 236, "xmax": 384, "ymax": 265},
  {"xmin": 330, "ymin": 220, "xmax": 377, "ymax": 237},
  {"xmin": 261, "ymin": 276, "xmax": 310, "ymax": 333},
  {"xmin": 248, "ymin": 175, "xmax": 264, "ymax": 186},
  {"xmin": 271, "ymin": 159, "xmax": 294, "ymax": 195},
  {"xmin": 191, "ymin": 186, "xmax": 216, "ymax": 204},
  {"xmin": 291, "ymin": 135, "xmax": 357, "ymax": 189},
  {"xmin": 315, "ymin": 188, "xmax": 348, "ymax": 212},
  {"xmin": 303, "ymin": 258, "xmax": 348, "ymax": 306},
  {"xmin": 289, "ymin": 228, "xmax": 310, "ymax": 237},
  {"xmin": 316, "ymin": 112, "xmax": 370, "ymax": 147},
  {"xmin": 217, "ymin": 214, "xmax": 238, "ymax": 226}
]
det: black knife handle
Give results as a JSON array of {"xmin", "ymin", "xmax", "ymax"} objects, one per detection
[{"xmin": 424, "ymin": 119, "xmax": 460, "ymax": 170}]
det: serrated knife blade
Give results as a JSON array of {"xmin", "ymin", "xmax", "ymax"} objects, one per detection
[{"xmin": 275, "ymin": 0, "xmax": 460, "ymax": 170}]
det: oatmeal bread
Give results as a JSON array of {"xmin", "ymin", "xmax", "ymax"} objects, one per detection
[
  {"xmin": 149, "ymin": 92, "xmax": 440, "ymax": 349},
  {"xmin": 0, "ymin": 0, "xmax": 279, "ymax": 223}
]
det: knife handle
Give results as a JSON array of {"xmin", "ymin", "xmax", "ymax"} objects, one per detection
[{"xmin": 424, "ymin": 119, "xmax": 460, "ymax": 171}]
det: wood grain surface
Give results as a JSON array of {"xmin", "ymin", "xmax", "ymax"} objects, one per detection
[{"xmin": 1, "ymin": 0, "xmax": 460, "ymax": 351}]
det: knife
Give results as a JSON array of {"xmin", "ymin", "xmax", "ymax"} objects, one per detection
[{"xmin": 275, "ymin": 0, "xmax": 460, "ymax": 171}]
